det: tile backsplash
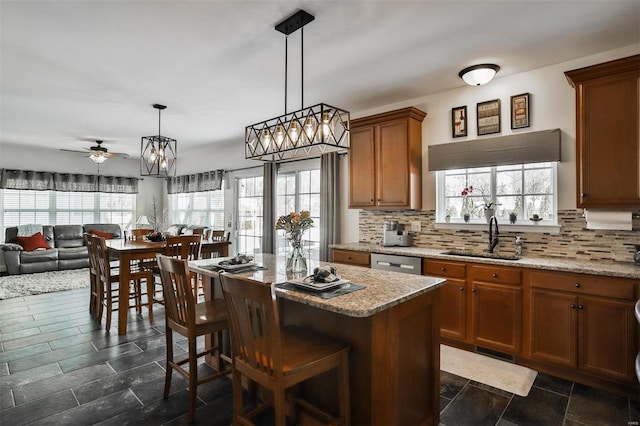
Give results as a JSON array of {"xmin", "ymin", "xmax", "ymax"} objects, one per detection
[{"xmin": 359, "ymin": 210, "xmax": 640, "ymax": 264}]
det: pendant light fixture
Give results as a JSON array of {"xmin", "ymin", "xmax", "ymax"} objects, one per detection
[
  {"xmin": 458, "ymin": 64, "xmax": 500, "ymax": 86},
  {"xmin": 245, "ymin": 10, "xmax": 350, "ymax": 162},
  {"xmin": 140, "ymin": 104, "xmax": 177, "ymax": 177}
]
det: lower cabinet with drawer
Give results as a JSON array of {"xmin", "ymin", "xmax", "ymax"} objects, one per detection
[
  {"xmin": 424, "ymin": 259, "xmax": 467, "ymax": 340},
  {"xmin": 470, "ymin": 264, "xmax": 523, "ymax": 354},
  {"xmin": 529, "ymin": 270, "xmax": 638, "ymax": 384},
  {"xmin": 330, "ymin": 249, "xmax": 371, "ymax": 267}
]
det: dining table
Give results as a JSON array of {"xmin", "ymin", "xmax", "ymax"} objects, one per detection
[
  {"xmin": 190, "ymin": 253, "xmax": 445, "ymax": 425},
  {"xmin": 105, "ymin": 237, "xmax": 230, "ymax": 335}
]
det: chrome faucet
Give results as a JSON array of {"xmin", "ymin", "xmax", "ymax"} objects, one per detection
[{"xmin": 488, "ymin": 216, "xmax": 499, "ymax": 253}]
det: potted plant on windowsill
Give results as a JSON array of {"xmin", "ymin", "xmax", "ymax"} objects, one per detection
[
  {"xmin": 509, "ymin": 211, "xmax": 518, "ymax": 224},
  {"xmin": 482, "ymin": 200, "xmax": 499, "ymax": 223}
]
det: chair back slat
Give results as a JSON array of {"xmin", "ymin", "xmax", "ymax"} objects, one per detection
[
  {"xmin": 220, "ymin": 274, "xmax": 282, "ymax": 377},
  {"xmin": 164, "ymin": 235, "xmax": 202, "ymax": 261},
  {"xmin": 156, "ymin": 254, "xmax": 196, "ymax": 328},
  {"xmin": 85, "ymin": 233, "xmax": 99, "ymax": 277},
  {"xmin": 93, "ymin": 235, "xmax": 112, "ymax": 287}
]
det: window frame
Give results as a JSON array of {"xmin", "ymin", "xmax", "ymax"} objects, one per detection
[{"xmin": 170, "ymin": 187, "xmax": 225, "ymax": 229}]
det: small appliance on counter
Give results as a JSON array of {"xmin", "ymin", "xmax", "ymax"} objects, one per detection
[{"xmin": 382, "ymin": 220, "xmax": 413, "ymax": 247}]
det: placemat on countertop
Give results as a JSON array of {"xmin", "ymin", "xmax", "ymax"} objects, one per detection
[{"xmin": 275, "ymin": 282, "xmax": 365, "ymax": 299}]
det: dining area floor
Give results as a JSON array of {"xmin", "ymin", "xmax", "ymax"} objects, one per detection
[{"xmin": 0, "ymin": 286, "xmax": 637, "ymax": 426}]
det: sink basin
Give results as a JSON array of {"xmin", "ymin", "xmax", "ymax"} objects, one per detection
[{"xmin": 440, "ymin": 250, "xmax": 521, "ymax": 261}]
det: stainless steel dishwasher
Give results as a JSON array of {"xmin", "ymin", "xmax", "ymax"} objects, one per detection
[{"xmin": 370, "ymin": 253, "xmax": 422, "ymax": 275}]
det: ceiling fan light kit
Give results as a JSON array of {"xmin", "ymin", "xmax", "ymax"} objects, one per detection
[
  {"xmin": 140, "ymin": 104, "xmax": 177, "ymax": 177},
  {"xmin": 244, "ymin": 9, "xmax": 350, "ymax": 162},
  {"xmin": 458, "ymin": 63, "xmax": 500, "ymax": 86}
]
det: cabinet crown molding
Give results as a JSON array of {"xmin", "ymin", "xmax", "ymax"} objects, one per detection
[{"xmin": 351, "ymin": 106, "xmax": 426, "ymax": 128}]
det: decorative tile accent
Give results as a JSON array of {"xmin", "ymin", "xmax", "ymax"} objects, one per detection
[{"xmin": 359, "ymin": 210, "xmax": 640, "ymax": 264}]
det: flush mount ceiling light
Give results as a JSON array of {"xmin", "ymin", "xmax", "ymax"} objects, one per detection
[
  {"xmin": 458, "ymin": 64, "xmax": 500, "ymax": 86},
  {"xmin": 140, "ymin": 104, "xmax": 177, "ymax": 177},
  {"xmin": 245, "ymin": 10, "xmax": 350, "ymax": 162}
]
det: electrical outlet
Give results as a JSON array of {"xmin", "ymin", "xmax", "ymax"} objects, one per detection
[{"xmin": 411, "ymin": 221, "xmax": 421, "ymax": 232}]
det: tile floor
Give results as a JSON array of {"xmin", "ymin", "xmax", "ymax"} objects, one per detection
[{"xmin": 0, "ymin": 287, "xmax": 638, "ymax": 425}]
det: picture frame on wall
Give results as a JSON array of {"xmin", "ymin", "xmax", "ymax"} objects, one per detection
[
  {"xmin": 511, "ymin": 92, "xmax": 530, "ymax": 129},
  {"xmin": 452, "ymin": 106, "xmax": 467, "ymax": 138},
  {"xmin": 477, "ymin": 99, "xmax": 501, "ymax": 135}
]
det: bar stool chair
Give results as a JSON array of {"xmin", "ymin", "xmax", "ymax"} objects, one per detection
[
  {"xmin": 153, "ymin": 235, "xmax": 202, "ymax": 304},
  {"xmin": 92, "ymin": 234, "xmax": 155, "ymax": 331},
  {"xmin": 220, "ymin": 273, "xmax": 351, "ymax": 425},
  {"xmin": 156, "ymin": 254, "xmax": 230, "ymax": 423}
]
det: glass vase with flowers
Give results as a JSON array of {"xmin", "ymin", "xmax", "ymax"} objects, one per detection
[{"xmin": 275, "ymin": 210, "xmax": 314, "ymax": 272}]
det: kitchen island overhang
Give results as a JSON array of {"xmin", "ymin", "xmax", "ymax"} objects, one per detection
[{"xmin": 190, "ymin": 254, "xmax": 445, "ymax": 426}]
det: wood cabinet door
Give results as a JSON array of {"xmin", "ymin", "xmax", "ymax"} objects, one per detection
[
  {"xmin": 348, "ymin": 126, "xmax": 377, "ymax": 208},
  {"xmin": 530, "ymin": 289, "xmax": 577, "ymax": 367},
  {"xmin": 376, "ymin": 120, "xmax": 410, "ymax": 208},
  {"xmin": 578, "ymin": 295, "xmax": 637, "ymax": 383},
  {"xmin": 472, "ymin": 282, "xmax": 522, "ymax": 354},
  {"xmin": 440, "ymin": 279, "xmax": 467, "ymax": 341}
]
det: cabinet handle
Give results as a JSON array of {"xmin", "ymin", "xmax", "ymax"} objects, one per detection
[
  {"xmin": 472, "ymin": 288, "xmax": 477, "ymax": 292},
  {"xmin": 578, "ymin": 304, "xmax": 584, "ymax": 310},
  {"xmin": 492, "ymin": 273, "xmax": 498, "ymax": 278},
  {"xmin": 575, "ymin": 283, "xmax": 581, "ymax": 288},
  {"xmin": 441, "ymin": 267, "xmax": 446, "ymax": 272},
  {"xmin": 570, "ymin": 303, "xmax": 576, "ymax": 309}
]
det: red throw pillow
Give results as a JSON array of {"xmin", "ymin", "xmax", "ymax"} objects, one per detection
[
  {"xmin": 90, "ymin": 229, "xmax": 114, "ymax": 239},
  {"xmin": 16, "ymin": 232, "xmax": 50, "ymax": 252}
]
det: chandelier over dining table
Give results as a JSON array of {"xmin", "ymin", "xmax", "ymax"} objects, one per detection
[{"xmin": 245, "ymin": 10, "xmax": 350, "ymax": 162}]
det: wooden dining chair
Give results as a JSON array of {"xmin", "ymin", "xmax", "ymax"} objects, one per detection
[
  {"xmin": 92, "ymin": 234, "xmax": 155, "ymax": 331},
  {"xmin": 220, "ymin": 273, "xmax": 351, "ymax": 425},
  {"xmin": 205, "ymin": 230, "xmax": 229, "ymax": 259},
  {"xmin": 85, "ymin": 233, "xmax": 100, "ymax": 316},
  {"xmin": 156, "ymin": 254, "xmax": 230, "ymax": 423},
  {"xmin": 153, "ymin": 235, "xmax": 202, "ymax": 304}
]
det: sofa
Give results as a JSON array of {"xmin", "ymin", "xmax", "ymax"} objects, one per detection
[
  {"xmin": 165, "ymin": 224, "xmax": 209, "ymax": 236},
  {"xmin": 2, "ymin": 224, "xmax": 122, "ymax": 275}
]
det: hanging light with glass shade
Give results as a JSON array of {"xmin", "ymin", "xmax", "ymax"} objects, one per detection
[
  {"xmin": 140, "ymin": 104, "xmax": 177, "ymax": 177},
  {"xmin": 245, "ymin": 10, "xmax": 350, "ymax": 162}
]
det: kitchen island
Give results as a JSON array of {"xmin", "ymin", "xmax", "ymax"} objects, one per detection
[{"xmin": 190, "ymin": 254, "xmax": 445, "ymax": 426}]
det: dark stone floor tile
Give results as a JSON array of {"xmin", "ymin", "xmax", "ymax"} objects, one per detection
[
  {"xmin": 38, "ymin": 315, "xmax": 95, "ymax": 333},
  {"xmin": 532, "ymin": 372, "xmax": 573, "ymax": 396},
  {"xmin": 161, "ymin": 395, "xmax": 233, "ymax": 426},
  {"xmin": 631, "ymin": 398, "xmax": 640, "ymax": 421},
  {"xmin": 73, "ymin": 362, "xmax": 165, "ymax": 404},
  {"xmin": 195, "ymin": 370, "xmax": 233, "ymax": 403},
  {"xmin": 13, "ymin": 363, "xmax": 114, "ymax": 405},
  {"xmin": 496, "ymin": 419, "xmax": 518, "ymax": 426},
  {"xmin": 500, "ymin": 386, "xmax": 568, "ymax": 426},
  {"xmin": 0, "ymin": 362, "xmax": 7, "ymax": 376},
  {"xmin": 0, "ymin": 389, "xmax": 78, "ymax": 425},
  {"xmin": 440, "ymin": 384, "xmax": 510, "ymax": 426},
  {"xmin": 9, "ymin": 342, "xmax": 95, "ymax": 373},
  {"xmin": 440, "ymin": 395, "xmax": 451, "ymax": 413},
  {"xmin": 566, "ymin": 382, "xmax": 630, "ymax": 426},
  {"xmin": 134, "ymin": 369, "xmax": 189, "ymax": 399},
  {"xmin": 29, "ymin": 388, "xmax": 142, "ymax": 426},
  {"xmin": 0, "ymin": 363, "xmax": 61, "ymax": 391},
  {"xmin": 58, "ymin": 341, "xmax": 142, "ymax": 373},
  {"xmin": 440, "ymin": 371, "xmax": 469, "ymax": 400},
  {"xmin": 0, "ymin": 313, "xmax": 69, "ymax": 334},
  {"xmin": 0, "ymin": 387, "xmax": 14, "ymax": 410},
  {"xmin": 0, "ymin": 342, "xmax": 50, "ymax": 364},
  {"xmin": 96, "ymin": 388, "xmax": 198, "ymax": 426},
  {"xmin": 0, "ymin": 327, "xmax": 42, "ymax": 344},
  {"xmin": 48, "ymin": 327, "xmax": 104, "ymax": 350},
  {"xmin": 3, "ymin": 327, "xmax": 80, "ymax": 351},
  {"xmin": 469, "ymin": 380, "xmax": 514, "ymax": 399},
  {"xmin": 90, "ymin": 325, "xmax": 162, "ymax": 350}
]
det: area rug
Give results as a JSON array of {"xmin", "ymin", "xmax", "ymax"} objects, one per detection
[
  {"xmin": 0, "ymin": 268, "xmax": 91, "ymax": 299},
  {"xmin": 441, "ymin": 344, "xmax": 537, "ymax": 397}
]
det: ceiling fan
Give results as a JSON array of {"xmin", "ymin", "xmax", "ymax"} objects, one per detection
[{"xmin": 61, "ymin": 140, "xmax": 130, "ymax": 164}]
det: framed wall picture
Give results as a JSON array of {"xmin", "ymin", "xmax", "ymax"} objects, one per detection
[
  {"xmin": 511, "ymin": 92, "xmax": 530, "ymax": 129},
  {"xmin": 452, "ymin": 106, "xmax": 467, "ymax": 138},
  {"xmin": 477, "ymin": 99, "xmax": 501, "ymax": 135}
]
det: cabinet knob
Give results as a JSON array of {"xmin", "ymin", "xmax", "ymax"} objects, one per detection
[
  {"xmin": 492, "ymin": 273, "xmax": 498, "ymax": 278},
  {"xmin": 578, "ymin": 304, "xmax": 584, "ymax": 310},
  {"xmin": 581, "ymin": 192, "xmax": 588, "ymax": 197},
  {"xmin": 459, "ymin": 287, "xmax": 464, "ymax": 291},
  {"xmin": 347, "ymin": 256, "xmax": 351, "ymax": 260},
  {"xmin": 570, "ymin": 303, "xmax": 576, "ymax": 309},
  {"xmin": 377, "ymin": 198, "xmax": 381, "ymax": 202},
  {"xmin": 441, "ymin": 267, "xmax": 446, "ymax": 272},
  {"xmin": 472, "ymin": 288, "xmax": 477, "ymax": 292},
  {"xmin": 370, "ymin": 198, "xmax": 373, "ymax": 202},
  {"xmin": 575, "ymin": 283, "xmax": 581, "ymax": 288}
]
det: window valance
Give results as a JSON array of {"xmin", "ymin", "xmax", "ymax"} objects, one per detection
[
  {"xmin": 0, "ymin": 169, "xmax": 139, "ymax": 193},
  {"xmin": 166, "ymin": 169, "xmax": 224, "ymax": 194},
  {"xmin": 428, "ymin": 128, "xmax": 561, "ymax": 171}
]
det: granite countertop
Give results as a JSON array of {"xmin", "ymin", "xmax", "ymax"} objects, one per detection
[
  {"xmin": 189, "ymin": 253, "xmax": 445, "ymax": 318},
  {"xmin": 330, "ymin": 242, "xmax": 640, "ymax": 280}
]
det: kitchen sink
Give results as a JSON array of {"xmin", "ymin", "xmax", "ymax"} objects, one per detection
[{"xmin": 440, "ymin": 250, "xmax": 521, "ymax": 261}]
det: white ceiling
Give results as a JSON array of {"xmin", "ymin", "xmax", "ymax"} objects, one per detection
[{"xmin": 1, "ymin": 0, "xmax": 639, "ymax": 160}]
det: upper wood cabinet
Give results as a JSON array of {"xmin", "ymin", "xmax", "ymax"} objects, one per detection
[
  {"xmin": 565, "ymin": 55, "xmax": 640, "ymax": 208},
  {"xmin": 348, "ymin": 107, "xmax": 426, "ymax": 209}
]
